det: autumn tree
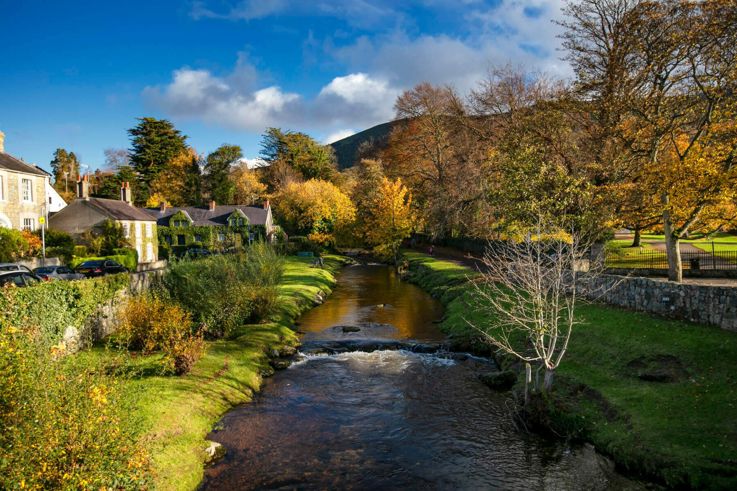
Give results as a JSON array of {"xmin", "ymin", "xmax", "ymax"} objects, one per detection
[
  {"xmin": 230, "ymin": 162, "xmax": 267, "ymax": 205},
  {"xmin": 349, "ymin": 159, "xmax": 386, "ymax": 244},
  {"xmin": 128, "ymin": 117, "xmax": 187, "ymax": 204},
  {"xmin": 148, "ymin": 147, "xmax": 202, "ymax": 207},
  {"xmin": 365, "ymin": 177, "xmax": 414, "ymax": 266},
  {"xmin": 273, "ymin": 179, "xmax": 356, "ymax": 246},
  {"xmin": 562, "ymin": 0, "xmax": 737, "ymax": 281},
  {"xmin": 204, "ymin": 145, "xmax": 241, "ymax": 204}
]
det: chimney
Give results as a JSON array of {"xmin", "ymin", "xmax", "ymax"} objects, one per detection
[
  {"xmin": 120, "ymin": 181, "xmax": 133, "ymax": 205},
  {"xmin": 209, "ymin": 200, "xmax": 216, "ymax": 212},
  {"xmin": 0, "ymin": 130, "xmax": 4, "ymax": 153},
  {"xmin": 263, "ymin": 199, "xmax": 270, "ymax": 210},
  {"xmin": 77, "ymin": 175, "xmax": 90, "ymax": 200},
  {"xmin": 159, "ymin": 201, "xmax": 167, "ymax": 213}
]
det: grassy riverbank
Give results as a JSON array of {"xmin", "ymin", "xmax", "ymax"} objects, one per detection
[
  {"xmin": 405, "ymin": 252, "xmax": 737, "ymax": 489},
  {"xmin": 87, "ymin": 255, "xmax": 343, "ymax": 490}
]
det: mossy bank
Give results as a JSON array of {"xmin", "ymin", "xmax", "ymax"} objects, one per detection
[
  {"xmin": 88, "ymin": 255, "xmax": 345, "ymax": 490},
  {"xmin": 405, "ymin": 252, "xmax": 737, "ymax": 490}
]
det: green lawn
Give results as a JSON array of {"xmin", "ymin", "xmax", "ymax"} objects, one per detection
[
  {"xmin": 641, "ymin": 232, "xmax": 737, "ymax": 253},
  {"xmin": 405, "ymin": 251, "xmax": 737, "ymax": 489},
  {"xmin": 85, "ymin": 256, "xmax": 343, "ymax": 490}
]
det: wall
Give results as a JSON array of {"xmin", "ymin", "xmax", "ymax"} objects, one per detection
[
  {"xmin": 18, "ymin": 257, "xmax": 62, "ymax": 269},
  {"xmin": 0, "ymin": 170, "xmax": 47, "ymax": 230},
  {"xmin": 585, "ymin": 274, "xmax": 737, "ymax": 332}
]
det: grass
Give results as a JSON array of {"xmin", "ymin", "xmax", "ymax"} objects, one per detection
[
  {"xmin": 85, "ymin": 255, "xmax": 344, "ymax": 490},
  {"xmin": 405, "ymin": 251, "xmax": 737, "ymax": 489}
]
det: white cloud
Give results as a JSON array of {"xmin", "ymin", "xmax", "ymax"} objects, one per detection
[
  {"xmin": 145, "ymin": 61, "xmax": 398, "ymax": 135},
  {"xmin": 323, "ymin": 129, "xmax": 356, "ymax": 144}
]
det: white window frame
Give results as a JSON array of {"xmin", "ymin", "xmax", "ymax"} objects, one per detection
[
  {"xmin": 145, "ymin": 223, "xmax": 152, "ymax": 237},
  {"xmin": 21, "ymin": 178, "xmax": 33, "ymax": 202},
  {"xmin": 0, "ymin": 174, "xmax": 5, "ymax": 201},
  {"xmin": 122, "ymin": 222, "xmax": 130, "ymax": 238},
  {"xmin": 22, "ymin": 218, "xmax": 35, "ymax": 231}
]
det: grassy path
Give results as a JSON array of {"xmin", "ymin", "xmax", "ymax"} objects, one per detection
[
  {"xmin": 88, "ymin": 256, "xmax": 344, "ymax": 490},
  {"xmin": 405, "ymin": 251, "xmax": 737, "ymax": 489}
]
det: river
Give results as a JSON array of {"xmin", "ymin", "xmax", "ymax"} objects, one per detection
[{"xmin": 202, "ymin": 264, "xmax": 642, "ymax": 490}]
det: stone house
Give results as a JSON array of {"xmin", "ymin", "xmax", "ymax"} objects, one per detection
[
  {"xmin": 0, "ymin": 131, "xmax": 58, "ymax": 230},
  {"xmin": 49, "ymin": 178, "xmax": 158, "ymax": 263},
  {"xmin": 147, "ymin": 200, "xmax": 275, "ymax": 253}
]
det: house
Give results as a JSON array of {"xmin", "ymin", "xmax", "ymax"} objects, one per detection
[
  {"xmin": 0, "ymin": 130, "xmax": 56, "ymax": 230},
  {"xmin": 147, "ymin": 200, "xmax": 275, "ymax": 253},
  {"xmin": 46, "ymin": 180, "xmax": 67, "ymax": 213},
  {"xmin": 49, "ymin": 177, "xmax": 158, "ymax": 263}
]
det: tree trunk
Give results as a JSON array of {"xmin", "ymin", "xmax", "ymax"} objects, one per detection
[
  {"xmin": 543, "ymin": 368, "xmax": 555, "ymax": 393},
  {"xmin": 632, "ymin": 228, "xmax": 641, "ymax": 247},
  {"xmin": 662, "ymin": 193, "xmax": 683, "ymax": 282}
]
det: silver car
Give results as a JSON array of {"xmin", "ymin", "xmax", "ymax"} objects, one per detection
[
  {"xmin": 33, "ymin": 265, "xmax": 85, "ymax": 281},
  {"xmin": 0, "ymin": 263, "xmax": 33, "ymax": 273}
]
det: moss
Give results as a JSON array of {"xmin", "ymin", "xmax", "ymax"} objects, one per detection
[
  {"xmin": 85, "ymin": 255, "xmax": 343, "ymax": 490},
  {"xmin": 405, "ymin": 251, "xmax": 737, "ymax": 489}
]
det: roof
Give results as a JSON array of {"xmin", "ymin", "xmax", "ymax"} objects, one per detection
[
  {"xmin": 0, "ymin": 152, "xmax": 48, "ymax": 177},
  {"xmin": 85, "ymin": 198, "xmax": 157, "ymax": 221},
  {"xmin": 146, "ymin": 204, "xmax": 269, "ymax": 227}
]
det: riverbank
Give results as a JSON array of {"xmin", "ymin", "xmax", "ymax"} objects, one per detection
[
  {"xmin": 87, "ymin": 255, "xmax": 344, "ymax": 490},
  {"xmin": 405, "ymin": 252, "xmax": 737, "ymax": 489}
]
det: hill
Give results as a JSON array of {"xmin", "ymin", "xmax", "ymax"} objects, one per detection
[{"xmin": 329, "ymin": 120, "xmax": 399, "ymax": 169}]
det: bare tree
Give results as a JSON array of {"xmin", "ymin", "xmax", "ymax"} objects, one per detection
[{"xmin": 468, "ymin": 226, "xmax": 598, "ymax": 396}]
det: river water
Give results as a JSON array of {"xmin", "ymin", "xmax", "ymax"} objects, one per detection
[{"xmin": 202, "ymin": 265, "xmax": 641, "ymax": 490}]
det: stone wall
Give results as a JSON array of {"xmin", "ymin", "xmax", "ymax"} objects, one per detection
[
  {"xmin": 87, "ymin": 268, "xmax": 166, "ymax": 341},
  {"xmin": 585, "ymin": 274, "xmax": 737, "ymax": 331},
  {"xmin": 18, "ymin": 257, "xmax": 62, "ymax": 269}
]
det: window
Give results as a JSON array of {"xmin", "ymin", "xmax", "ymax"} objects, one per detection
[
  {"xmin": 48, "ymin": 197, "xmax": 52, "ymax": 204},
  {"xmin": 146, "ymin": 223, "xmax": 152, "ymax": 237},
  {"xmin": 172, "ymin": 219, "xmax": 189, "ymax": 227},
  {"xmin": 21, "ymin": 178, "xmax": 33, "ymax": 202},
  {"xmin": 122, "ymin": 223, "xmax": 130, "ymax": 238},
  {"xmin": 165, "ymin": 235, "xmax": 173, "ymax": 245},
  {"xmin": 177, "ymin": 235, "xmax": 186, "ymax": 246},
  {"xmin": 22, "ymin": 218, "xmax": 35, "ymax": 231},
  {"xmin": 217, "ymin": 233, "xmax": 225, "ymax": 242},
  {"xmin": 0, "ymin": 175, "xmax": 4, "ymax": 200}
]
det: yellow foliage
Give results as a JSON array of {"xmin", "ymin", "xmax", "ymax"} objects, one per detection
[
  {"xmin": 274, "ymin": 179, "xmax": 356, "ymax": 245},
  {"xmin": 230, "ymin": 162, "xmax": 267, "ymax": 205},
  {"xmin": 365, "ymin": 177, "xmax": 414, "ymax": 261}
]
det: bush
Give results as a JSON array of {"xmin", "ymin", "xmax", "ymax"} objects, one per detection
[
  {"xmin": 0, "ymin": 327, "xmax": 150, "ymax": 489},
  {"xmin": 70, "ymin": 249, "xmax": 138, "ymax": 272},
  {"xmin": 163, "ymin": 246, "xmax": 284, "ymax": 338},
  {"xmin": 73, "ymin": 245, "xmax": 88, "ymax": 257},
  {"xmin": 0, "ymin": 228, "xmax": 29, "ymax": 262},
  {"xmin": 117, "ymin": 295, "xmax": 204, "ymax": 375}
]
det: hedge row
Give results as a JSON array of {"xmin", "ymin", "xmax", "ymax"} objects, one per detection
[
  {"xmin": 0, "ymin": 274, "xmax": 129, "ymax": 343},
  {"xmin": 69, "ymin": 248, "xmax": 139, "ymax": 271}
]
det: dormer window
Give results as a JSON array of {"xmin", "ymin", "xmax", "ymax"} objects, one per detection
[{"xmin": 172, "ymin": 219, "xmax": 189, "ymax": 227}]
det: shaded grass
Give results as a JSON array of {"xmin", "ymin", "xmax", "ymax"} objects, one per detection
[
  {"xmin": 405, "ymin": 251, "xmax": 737, "ymax": 489},
  {"xmin": 85, "ymin": 255, "xmax": 344, "ymax": 490}
]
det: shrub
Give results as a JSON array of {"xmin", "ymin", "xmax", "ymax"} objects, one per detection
[
  {"xmin": 0, "ymin": 327, "xmax": 150, "ymax": 489},
  {"xmin": 70, "ymin": 249, "xmax": 138, "ymax": 272},
  {"xmin": 0, "ymin": 228, "xmax": 29, "ymax": 262},
  {"xmin": 117, "ymin": 295, "xmax": 204, "ymax": 375},
  {"xmin": 21, "ymin": 230, "xmax": 42, "ymax": 257},
  {"xmin": 163, "ymin": 247, "xmax": 284, "ymax": 338},
  {"xmin": 73, "ymin": 245, "xmax": 88, "ymax": 257}
]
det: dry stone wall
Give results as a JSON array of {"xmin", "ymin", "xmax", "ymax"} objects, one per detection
[{"xmin": 586, "ymin": 274, "xmax": 737, "ymax": 331}]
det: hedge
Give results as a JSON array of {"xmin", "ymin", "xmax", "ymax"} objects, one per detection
[{"xmin": 0, "ymin": 274, "xmax": 129, "ymax": 343}]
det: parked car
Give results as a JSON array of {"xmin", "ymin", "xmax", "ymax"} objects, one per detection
[
  {"xmin": 0, "ymin": 270, "xmax": 43, "ymax": 287},
  {"xmin": 33, "ymin": 265, "xmax": 85, "ymax": 281},
  {"xmin": 184, "ymin": 247, "xmax": 212, "ymax": 259},
  {"xmin": 0, "ymin": 263, "xmax": 33, "ymax": 273},
  {"xmin": 74, "ymin": 259, "xmax": 128, "ymax": 278}
]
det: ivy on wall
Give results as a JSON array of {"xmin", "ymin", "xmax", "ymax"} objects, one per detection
[{"xmin": 157, "ymin": 222, "xmax": 267, "ymax": 257}]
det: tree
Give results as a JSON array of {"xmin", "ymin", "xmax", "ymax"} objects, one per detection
[
  {"xmin": 260, "ymin": 128, "xmax": 338, "ymax": 187},
  {"xmin": 273, "ymin": 179, "xmax": 356, "ymax": 246},
  {"xmin": 469, "ymin": 227, "xmax": 595, "ymax": 396},
  {"xmin": 103, "ymin": 148, "xmax": 130, "ymax": 170},
  {"xmin": 148, "ymin": 148, "xmax": 202, "ymax": 207},
  {"xmin": 365, "ymin": 177, "xmax": 414, "ymax": 266},
  {"xmin": 204, "ymin": 145, "xmax": 241, "ymax": 204},
  {"xmin": 230, "ymin": 162, "xmax": 267, "ymax": 205},
  {"xmin": 128, "ymin": 117, "xmax": 187, "ymax": 204},
  {"xmin": 349, "ymin": 159, "xmax": 386, "ymax": 244},
  {"xmin": 49, "ymin": 149, "xmax": 80, "ymax": 194},
  {"xmin": 562, "ymin": 0, "xmax": 737, "ymax": 282}
]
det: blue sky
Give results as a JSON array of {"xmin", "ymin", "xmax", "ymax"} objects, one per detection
[{"xmin": 0, "ymin": 0, "xmax": 569, "ymax": 173}]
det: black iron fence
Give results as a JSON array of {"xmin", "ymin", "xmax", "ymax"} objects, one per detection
[{"xmin": 605, "ymin": 249, "xmax": 737, "ymax": 270}]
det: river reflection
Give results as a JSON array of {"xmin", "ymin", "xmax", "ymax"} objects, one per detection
[{"xmin": 202, "ymin": 265, "xmax": 642, "ymax": 490}]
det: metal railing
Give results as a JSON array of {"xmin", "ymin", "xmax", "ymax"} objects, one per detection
[{"xmin": 605, "ymin": 249, "xmax": 737, "ymax": 270}]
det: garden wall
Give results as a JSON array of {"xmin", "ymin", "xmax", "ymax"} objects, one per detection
[{"xmin": 586, "ymin": 274, "xmax": 737, "ymax": 331}]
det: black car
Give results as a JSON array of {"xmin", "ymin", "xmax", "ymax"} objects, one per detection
[
  {"xmin": 74, "ymin": 259, "xmax": 128, "ymax": 278},
  {"xmin": 0, "ymin": 271, "xmax": 43, "ymax": 287}
]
